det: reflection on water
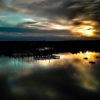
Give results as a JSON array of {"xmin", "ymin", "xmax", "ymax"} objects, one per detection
[
  {"xmin": 0, "ymin": 51, "xmax": 100, "ymax": 100},
  {"xmin": 0, "ymin": 51, "xmax": 100, "ymax": 72}
]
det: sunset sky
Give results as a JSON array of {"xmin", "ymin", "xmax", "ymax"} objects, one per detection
[{"xmin": 0, "ymin": 0, "xmax": 100, "ymax": 40}]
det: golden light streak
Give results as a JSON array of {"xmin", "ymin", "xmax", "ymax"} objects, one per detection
[{"xmin": 50, "ymin": 24, "xmax": 69, "ymax": 30}]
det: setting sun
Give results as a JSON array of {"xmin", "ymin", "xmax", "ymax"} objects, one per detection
[{"xmin": 77, "ymin": 26, "xmax": 95, "ymax": 37}]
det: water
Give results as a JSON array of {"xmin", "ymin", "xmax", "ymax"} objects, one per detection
[{"xmin": 0, "ymin": 51, "xmax": 100, "ymax": 100}]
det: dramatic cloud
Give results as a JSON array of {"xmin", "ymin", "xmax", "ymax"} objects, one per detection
[{"xmin": 0, "ymin": 0, "xmax": 100, "ymax": 40}]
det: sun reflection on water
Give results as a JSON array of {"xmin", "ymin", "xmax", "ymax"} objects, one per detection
[{"xmin": 48, "ymin": 51, "xmax": 100, "ymax": 68}]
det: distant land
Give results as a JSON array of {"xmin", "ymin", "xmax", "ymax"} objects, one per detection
[{"xmin": 0, "ymin": 40, "xmax": 100, "ymax": 56}]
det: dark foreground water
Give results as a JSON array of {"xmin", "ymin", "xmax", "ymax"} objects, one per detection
[{"xmin": 0, "ymin": 51, "xmax": 100, "ymax": 100}]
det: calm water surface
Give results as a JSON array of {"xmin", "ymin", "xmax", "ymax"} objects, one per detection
[{"xmin": 0, "ymin": 51, "xmax": 100, "ymax": 100}]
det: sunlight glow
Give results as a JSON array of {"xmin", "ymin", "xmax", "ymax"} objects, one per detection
[
  {"xmin": 78, "ymin": 26, "xmax": 95, "ymax": 37},
  {"xmin": 51, "ymin": 24, "xmax": 68, "ymax": 30}
]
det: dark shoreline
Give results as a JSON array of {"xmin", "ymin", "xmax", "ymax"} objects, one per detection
[{"xmin": 0, "ymin": 40, "xmax": 100, "ymax": 56}]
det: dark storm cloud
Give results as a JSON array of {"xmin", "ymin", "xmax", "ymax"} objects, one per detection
[
  {"xmin": 20, "ymin": 0, "xmax": 98, "ymax": 20},
  {"xmin": 91, "ymin": 0, "xmax": 100, "ymax": 21},
  {"xmin": 40, "ymin": 0, "xmax": 86, "ymax": 19},
  {"xmin": 1, "ymin": 0, "xmax": 100, "ymax": 25},
  {"xmin": 1, "ymin": 0, "xmax": 100, "ymax": 26}
]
